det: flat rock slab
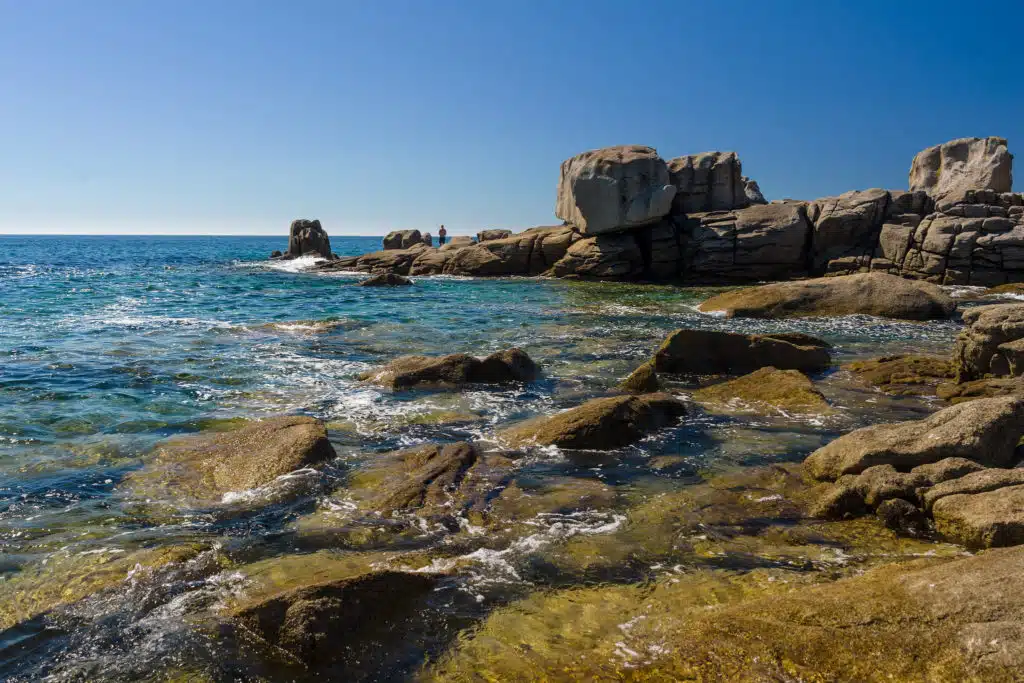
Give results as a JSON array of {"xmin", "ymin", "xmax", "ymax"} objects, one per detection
[
  {"xmin": 843, "ymin": 354, "xmax": 953, "ymax": 396},
  {"xmin": 698, "ymin": 272, "xmax": 955, "ymax": 320},
  {"xmin": 933, "ymin": 484, "xmax": 1024, "ymax": 548},
  {"xmin": 692, "ymin": 367, "xmax": 829, "ymax": 415}
]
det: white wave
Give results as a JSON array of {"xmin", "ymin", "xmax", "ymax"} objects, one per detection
[{"xmin": 242, "ymin": 254, "xmax": 326, "ymax": 273}]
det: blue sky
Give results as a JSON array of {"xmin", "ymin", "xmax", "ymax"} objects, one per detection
[{"xmin": 1, "ymin": 1, "xmax": 1021, "ymax": 236}]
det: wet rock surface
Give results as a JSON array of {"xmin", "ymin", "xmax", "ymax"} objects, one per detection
[
  {"xmin": 286, "ymin": 219, "xmax": 333, "ymax": 259},
  {"xmin": 359, "ymin": 348, "xmax": 538, "ymax": 389},
  {"xmin": 653, "ymin": 328, "xmax": 831, "ymax": 375},
  {"xmin": 359, "ymin": 272, "xmax": 412, "ymax": 286},
  {"xmin": 692, "ymin": 367, "xmax": 830, "ymax": 415},
  {"xmin": 844, "ymin": 354, "xmax": 953, "ymax": 396}
]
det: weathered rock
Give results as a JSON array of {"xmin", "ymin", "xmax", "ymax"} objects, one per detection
[
  {"xmin": 804, "ymin": 396, "xmax": 1024, "ymax": 480},
  {"xmin": 933, "ymin": 484, "xmax": 1024, "ymax": 548},
  {"xmin": 698, "ymin": 272, "xmax": 955, "ymax": 320},
  {"xmin": 367, "ymin": 442, "xmax": 479, "ymax": 514},
  {"xmin": 618, "ymin": 361, "xmax": 659, "ymax": 394},
  {"xmin": 550, "ymin": 232, "xmax": 644, "ymax": 279},
  {"xmin": 667, "ymin": 151, "xmax": 760, "ymax": 213},
  {"xmin": 476, "ymin": 229, "xmax": 512, "ymax": 242},
  {"xmin": 937, "ymin": 376, "xmax": 1024, "ymax": 404},
  {"xmin": 359, "ymin": 273, "xmax": 412, "ymax": 287},
  {"xmin": 923, "ymin": 467, "xmax": 1024, "ymax": 511},
  {"xmin": 287, "ymin": 219, "xmax": 332, "ymax": 258},
  {"xmin": 123, "ymin": 416, "xmax": 336, "ymax": 504},
  {"xmin": 421, "ymin": 233, "xmax": 433, "ymax": 247},
  {"xmin": 439, "ymin": 235, "xmax": 475, "ymax": 251},
  {"xmin": 555, "ymin": 145, "xmax": 676, "ymax": 234},
  {"xmin": 233, "ymin": 571, "xmax": 438, "ymax": 673},
  {"xmin": 441, "ymin": 227, "xmax": 578, "ymax": 277},
  {"xmin": 360, "ymin": 348, "xmax": 537, "ymax": 389},
  {"xmin": 692, "ymin": 367, "xmax": 829, "ymax": 415},
  {"xmin": 876, "ymin": 497, "xmax": 929, "ymax": 535},
  {"xmin": 382, "ymin": 229, "xmax": 428, "ymax": 250},
  {"xmin": 681, "ymin": 203, "xmax": 810, "ymax": 280},
  {"xmin": 806, "ymin": 189, "xmax": 890, "ymax": 272},
  {"xmin": 501, "ymin": 393, "xmax": 686, "ymax": 450},
  {"xmin": 909, "ymin": 137, "xmax": 1013, "ymax": 208},
  {"xmin": 409, "ymin": 248, "xmax": 455, "ymax": 275},
  {"xmin": 653, "ymin": 329, "xmax": 831, "ymax": 376},
  {"xmin": 843, "ymin": 354, "xmax": 954, "ymax": 396},
  {"xmin": 952, "ymin": 303, "xmax": 1024, "ymax": 381}
]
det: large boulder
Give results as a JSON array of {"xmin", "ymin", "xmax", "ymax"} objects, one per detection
[
  {"xmin": 692, "ymin": 367, "xmax": 829, "ymax": 415},
  {"xmin": 365, "ymin": 442, "xmax": 480, "ymax": 515},
  {"xmin": 122, "ymin": 416, "xmax": 336, "ymax": 504},
  {"xmin": 477, "ymin": 229, "xmax": 512, "ymax": 242},
  {"xmin": 441, "ymin": 227, "xmax": 579, "ymax": 277},
  {"xmin": 804, "ymin": 396, "xmax": 1024, "ymax": 480},
  {"xmin": 383, "ymin": 229, "xmax": 425, "ymax": 250},
  {"xmin": 555, "ymin": 145, "xmax": 676, "ymax": 234},
  {"xmin": 697, "ymin": 272, "xmax": 955, "ymax": 320},
  {"xmin": 909, "ymin": 137, "xmax": 1013, "ymax": 209},
  {"xmin": 501, "ymin": 393, "xmax": 686, "ymax": 450},
  {"xmin": 932, "ymin": 485, "xmax": 1024, "ymax": 548},
  {"xmin": 549, "ymin": 232, "xmax": 645, "ymax": 279},
  {"xmin": 952, "ymin": 303, "xmax": 1024, "ymax": 381},
  {"xmin": 653, "ymin": 329, "xmax": 831, "ymax": 375},
  {"xmin": 806, "ymin": 189, "xmax": 890, "ymax": 272},
  {"xmin": 287, "ymin": 219, "xmax": 332, "ymax": 258},
  {"xmin": 360, "ymin": 348, "xmax": 537, "ymax": 389},
  {"xmin": 667, "ymin": 151, "xmax": 764, "ymax": 214},
  {"xmin": 681, "ymin": 203, "xmax": 811, "ymax": 280}
]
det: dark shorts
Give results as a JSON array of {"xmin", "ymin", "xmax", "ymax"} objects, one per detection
[{"xmin": 438, "ymin": 236, "xmax": 446, "ymax": 245}]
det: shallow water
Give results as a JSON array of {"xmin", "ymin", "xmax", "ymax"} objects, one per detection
[{"xmin": 0, "ymin": 235, "xmax": 970, "ymax": 680}]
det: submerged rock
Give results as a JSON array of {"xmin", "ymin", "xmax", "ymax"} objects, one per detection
[
  {"xmin": 501, "ymin": 393, "xmax": 686, "ymax": 450},
  {"xmin": 937, "ymin": 375, "xmax": 1024, "ymax": 403},
  {"xmin": 122, "ymin": 416, "xmax": 336, "ymax": 505},
  {"xmin": 360, "ymin": 348, "xmax": 537, "ymax": 389},
  {"xmin": 692, "ymin": 367, "xmax": 829, "ymax": 415},
  {"xmin": 618, "ymin": 361, "xmax": 659, "ymax": 394},
  {"xmin": 804, "ymin": 396, "xmax": 1024, "ymax": 481},
  {"xmin": 653, "ymin": 329, "xmax": 831, "ymax": 376},
  {"xmin": 844, "ymin": 354, "xmax": 954, "ymax": 396},
  {"xmin": 952, "ymin": 303, "xmax": 1024, "ymax": 381},
  {"xmin": 367, "ymin": 442, "xmax": 479, "ymax": 515},
  {"xmin": 359, "ymin": 273, "xmax": 412, "ymax": 287},
  {"xmin": 698, "ymin": 272, "xmax": 955, "ymax": 320}
]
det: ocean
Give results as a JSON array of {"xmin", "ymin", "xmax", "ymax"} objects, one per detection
[{"xmin": 0, "ymin": 235, "xmax": 966, "ymax": 680}]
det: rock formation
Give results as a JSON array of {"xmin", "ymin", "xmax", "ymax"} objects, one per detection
[
  {"xmin": 909, "ymin": 136, "xmax": 1012, "ymax": 209},
  {"xmin": 359, "ymin": 273, "xmax": 412, "ymax": 287},
  {"xmin": 477, "ymin": 229, "xmax": 512, "ymax": 242},
  {"xmin": 653, "ymin": 329, "xmax": 831, "ymax": 375},
  {"xmin": 952, "ymin": 303, "xmax": 1024, "ymax": 381},
  {"xmin": 667, "ymin": 151, "xmax": 765, "ymax": 214},
  {"xmin": 286, "ymin": 219, "xmax": 332, "ymax": 259},
  {"xmin": 383, "ymin": 229, "xmax": 429, "ymax": 250},
  {"xmin": 360, "ymin": 348, "xmax": 538, "ymax": 389}
]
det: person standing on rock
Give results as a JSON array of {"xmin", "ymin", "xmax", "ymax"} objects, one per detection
[{"xmin": 438, "ymin": 225, "xmax": 447, "ymax": 246}]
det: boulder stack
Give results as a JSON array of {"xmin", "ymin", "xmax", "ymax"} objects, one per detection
[
  {"xmin": 909, "ymin": 136, "xmax": 1013, "ymax": 209},
  {"xmin": 286, "ymin": 219, "xmax": 332, "ymax": 259}
]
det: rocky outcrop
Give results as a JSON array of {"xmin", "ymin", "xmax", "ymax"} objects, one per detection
[
  {"xmin": 501, "ymin": 393, "xmax": 686, "ymax": 450},
  {"xmin": 843, "ymin": 354, "xmax": 954, "ymax": 396},
  {"xmin": 122, "ymin": 416, "xmax": 337, "ymax": 505},
  {"xmin": 360, "ymin": 348, "xmax": 538, "ymax": 389},
  {"xmin": 698, "ymin": 273, "xmax": 955, "ymax": 320},
  {"xmin": 804, "ymin": 396, "xmax": 1024, "ymax": 480},
  {"xmin": 653, "ymin": 329, "xmax": 831, "ymax": 376},
  {"xmin": 952, "ymin": 303, "xmax": 1024, "ymax": 381},
  {"xmin": 932, "ymin": 484, "xmax": 1024, "ymax": 548},
  {"xmin": 910, "ymin": 136, "xmax": 1013, "ymax": 209},
  {"xmin": 383, "ymin": 229, "xmax": 428, "ymax": 250},
  {"xmin": 692, "ymin": 367, "xmax": 829, "ymax": 415},
  {"xmin": 286, "ymin": 219, "xmax": 332, "ymax": 258},
  {"xmin": 667, "ymin": 151, "xmax": 765, "ymax": 214},
  {"xmin": 359, "ymin": 273, "xmax": 412, "ymax": 287},
  {"xmin": 550, "ymin": 232, "xmax": 645, "ymax": 279},
  {"xmin": 366, "ymin": 442, "xmax": 480, "ymax": 514},
  {"xmin": 806, "ymin": 189, "xmax": 891, "ymax": 272},
  {"xmin": 477, "ymin": 229, "xmax": 512, "ymax": 242},
  {"xmin": 681, "ymin": 203, "xmax": 811, "ymax": 281},
  {"xmin": 555, "ymin": 146, "xmax": 676, "ymax": 235}
]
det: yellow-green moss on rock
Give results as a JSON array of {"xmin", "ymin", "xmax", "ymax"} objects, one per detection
[{"xmin": 692, "ymin": 367, "xmax": 830, "ymax": 415}]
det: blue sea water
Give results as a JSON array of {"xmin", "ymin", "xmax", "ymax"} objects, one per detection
[{"xmin": 0, "ymin": 235, "xmax": 968, "ymax": 680}]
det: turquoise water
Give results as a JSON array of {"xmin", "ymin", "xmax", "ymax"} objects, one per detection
[{"xmin": 0, "ymin": 235, "xmax": 967, "ymax": 680}]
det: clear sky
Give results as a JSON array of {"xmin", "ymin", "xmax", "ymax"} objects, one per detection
[{"xmin": 1, "ymin": 1, "xmax": 1022, "ymax": 236}]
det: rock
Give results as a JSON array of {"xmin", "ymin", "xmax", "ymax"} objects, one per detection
[
  {"xmin": 549, "ymin": 232, "xmax": 644, "ymax": 279},
  {"xmin": 122, "ymin": 416, "xmax": 336, "ymax": 504},
  {"xmin": 806, "ymin": 189, "xmax": 890, "ymax": 272},
  {"xmin": 233, "ymin": 571, "xmax": 438, "ymax": 673},
  {"xmin": 909, "ymin": 137, "xmax": 1013, "ymax": 208},
  {"xmin": 286, "ymin": 219, "xmax": 332, "ymax": 258},
  {"xmin": 804, "ymin": 396, "xmax": 1024, "ymax": 480},
  {"xmin": 409, "ymin": 248, "xmax": 456, "ymax": 275},
  {"xmin": 913, "ymin": 457, "xmax": 988, "ymax": 484},
  {"xmin": 555, "ymin": 145, "xmax": 676, "ymax": 234},
  {"xmin": 923, "ymin": 467, "xmax": 1024, "ymax": 511},
  {"xmin": 937, "ymin": 376, "xmax": 1024, "ymax": 404},
  {"xmin": 692, "ymin": 367, "xmax": 829, "ymax": 415},
  {"xmin": 952, "ymin": 303, "xmax": 1024, "ymax": 381},
  {"xmin": 349, "ymin": 247, "xmax": 423, "ymax": 275},
  {"xmin": 653, "ymin": 329, "xmax": 831, "ymax": 376},
  {"xmin": 932, "ymin": 484, "xmax": 1024, "ymax": 548},
  {"xmin": 367, "ymin": 442, "xmax": 479, "ymax": 514},
  {"xmin": 698, "ymin": 272, "xmax": 955, "ymax": 320},
  {"xmin": 477, "ymin": 229, "xmax": 512, "ymax": 242},
  {"xmin": 440, "ymin": 235, "xmax": 475, "ymax": 250},
  {"xmin": 501, "ymin": 393, "xmax": 686, "ymax": 450},
  {"xmin": 843, "ymin": 354, "xmax": 954, "ymax": 396},
  {"xmin": 359, "ymin": 273, "xmax": 412, "ymax": 287},
  {"xmin": 382, "ymin": 229, "xmax": 424, "ymax": 250},
  {"xmin": 359, "ymin": 348, "xmax": 537, "ymax": 389},
  {"xmin": 681, "ymin": 203, "xmax": 810, "ymax": 281},
  {"xmin": 421, "ymin": 233, "xmax": 433, "ymax": 247},
  {"xmin": 443, "ymin": 227, "xmax": 579, "ymax": 277},
  {"xmin": 618, "ymin": 361, "xmax": 659, "ymax": 394},
  {"xmin": 270, "ymin": 250, "xmax": 283, "ymax": 258},
  {"xmin": 876, "ymin": 498, "xmax": 928, "ymax": 535},
  {"xmin": 667, "ymin": 151, "xmax": 760, "ymax": 213}
]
